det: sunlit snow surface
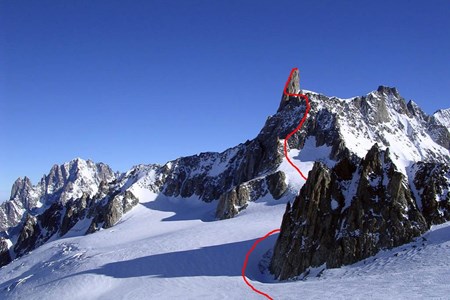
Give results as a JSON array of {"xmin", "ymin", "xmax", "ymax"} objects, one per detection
[{"xmin": 1, "ymin": 178, "xmax": 450, "ymax": 299}]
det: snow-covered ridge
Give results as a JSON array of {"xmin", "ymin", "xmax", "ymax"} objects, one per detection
[
  {"xmin": 301, "ymin": 86, "xmax": 449, "ymax": 175},
  {"xmin": 434, "ymin": 108, "xmax": 450, "ymax": 128},
  {"xmin": 301, "ymin": 89, "xmax": 360, "ymax": 102}
]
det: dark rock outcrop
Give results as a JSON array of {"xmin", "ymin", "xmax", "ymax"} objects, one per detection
[
  {"xmin": 412, "ymin": 162, "xmax": 450, "ymax": 224},
  {"xmin": 270, "ymin": 144, "xmax": 429, "ymax": 280},
  {"xmin": 266, "ymin": 171, "xmax": 287, "ymax": 200},
  {"xmin": 38, "ymin": 202, "xmax": 63, "ymax": 240},
  {"xmin": 103, "ymin": 191, "xmax": 139, "ymax": 228},
  {"xmin": 14, "ymin": 215, "xmax": 39, "ymax": 257},
  {"xmin": 60, "ymin": 193, "xmax": 91, "ymax": 236},
  {"xmin": 215, "ymin": 178, "xmax": 267, "ymax": 219},
  {"xmin": 0, "ymin": 237, "xmax": 11, "ymax": 266},
  {"xmin": 216, "ymin": 185, "xmax": 250, "ymax": 220}
]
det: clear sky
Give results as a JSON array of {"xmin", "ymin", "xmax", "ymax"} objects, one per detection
[{"xmin": 1, "ymin": 0, "xmax": 449, "ymax": 201}]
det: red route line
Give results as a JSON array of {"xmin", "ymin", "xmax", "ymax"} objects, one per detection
[
  {"xmin": 283, "ymin": 67, "xmax": 310, "ymax": 181},
  {"xmin": 241, "ymin": 68, "xmax": 311, "ymax": 299},
  {"xmin": 241, "ymin": 229, "xmax": 281, "ymax": 300}
]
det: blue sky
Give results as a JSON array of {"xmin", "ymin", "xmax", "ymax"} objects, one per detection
[{"xmin": 0, "ymin": 0, "xmax": 449, "ymax": 201}]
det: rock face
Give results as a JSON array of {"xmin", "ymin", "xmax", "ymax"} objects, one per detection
[
  {"xmin": 270, "ymin": 144, "xmax": 433, "ymax": 280},
  {"xmin": 266, "ymin": 171, "xmax": 287, "ymax": 200},
  {"xmin": 215, "ymin": 178, "xmax": 268, "ymax": 219},
  {"xmin": 216, "ymin": 185, "xmax": 251, "ymax": 220},
  {"xmin": 0, "ymin": 237, "xmax": 11, "ymax": 266},
  {"xmin": 60, "ymin": 193, "xmax": 90, "ymax": 237},
  {"xmin": 90, "ymin": 190, "xmax": 139, "ymax": 231},
  {"xmin": 159, "ymin": 138, "xmax": 284, "ymax": 205},
  {"xmin": 411, "ymin": 162, "xmax": 450, "ymax": 224},
  {"xmin": 14, "ymin": 215, "xmax": 39, "ymax": 257}
]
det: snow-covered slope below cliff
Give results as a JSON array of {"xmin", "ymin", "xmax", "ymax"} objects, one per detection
[{"xmin": 0, "ymin": 188, "xmax": 449, "ymax": 299}]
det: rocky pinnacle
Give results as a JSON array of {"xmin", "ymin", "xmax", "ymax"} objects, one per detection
[{"xmin": 278, "ymin": 68, "xmax": 300, "ymax": 112}]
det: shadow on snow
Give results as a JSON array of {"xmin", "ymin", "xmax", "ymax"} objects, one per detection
[
  {"xmin": 47, "ymin": 234, "xmax": 279, "ymax": 284},
  {"xmin": 141, "ymin": 193, "xmax": 217, "ymax": 222}
]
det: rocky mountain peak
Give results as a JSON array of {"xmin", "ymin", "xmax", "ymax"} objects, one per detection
[
  {"xmin": 45, "ymin": 158, "xmax": 115, "ymax": 203},
  {"xmin": 10, "ymin": 177, "xmax": 32, "ymax": 200},
  {"xmin": 360, "ymin": 143, "xmax": 394, "ymax": 174},
  {"xmin": 63, "ymin": 158, "xmax": 93, "ymax": 175},
  {"xmin": 9, "ymin": 176, "xmax": 35, "ymax": 211},
  {"xmin": 406, "ymin": 100, "xmax": 428, "ymax": 121},
  {"xmin": 368, "ymin": 86, "xmax": 410, "ymax": 118},
  {"xmin": 376, "ymin": 85, "xmax": 400, "ymax": 97},
  {"xmin": 285, "ymin": 69, "xmax": 300, "ymax": 95}
]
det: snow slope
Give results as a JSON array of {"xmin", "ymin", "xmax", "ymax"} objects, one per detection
[
  {"xmin": 1, "ymin": 177, "xmax": 449, "ymax": 299},
  {"xmin": 278, "ymin": 136, "xmax": 335, "ymax": 194}
]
